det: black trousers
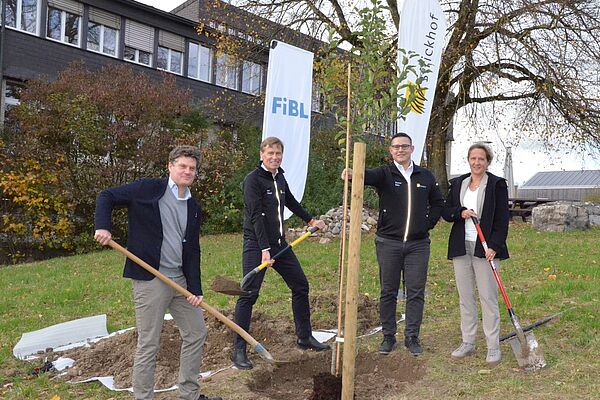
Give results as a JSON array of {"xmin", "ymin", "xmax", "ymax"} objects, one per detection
[
  {"xmin": 375, "ymin": 236, "xmax": 430, "ymax": 339},
  {"xmin": 233, "ymin": 239, "xmax": 312, "ymax": 349}
]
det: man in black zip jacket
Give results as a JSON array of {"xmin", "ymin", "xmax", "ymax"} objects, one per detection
[
  {"xmin": 231, "ymin": 136, "xmax": 329, "ymax": 370},
  {"xmin": 342, "ymin": 133, "xmax": 444, "ymax": 356}
]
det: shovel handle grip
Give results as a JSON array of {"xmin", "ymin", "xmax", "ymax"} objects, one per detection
[{"xmin": 107, "ymin": 240, "xmax": 274, "ymax": 362}]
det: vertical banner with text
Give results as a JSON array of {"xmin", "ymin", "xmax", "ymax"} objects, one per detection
[
  {"xmin": 263, "ymin": 40, "xmax": 314, "ymax": 219},
  {"xmin": 396, "ymin": 0, "xmax": 447, "ymax": 164}
]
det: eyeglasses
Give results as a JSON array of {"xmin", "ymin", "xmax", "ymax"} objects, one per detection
[{"xmin": 390, "ymin": 144, "xmax": 412, "ymax": 150}]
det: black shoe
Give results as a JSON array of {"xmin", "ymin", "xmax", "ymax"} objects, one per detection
[
  {"xmin": 378, "ymin": 335, "xmax": 397, "ymax": 355},
  {"xmin": 197, "ymin": 395, "xmax": 223, "ymax": 400},
  {"xmin": 404, "ymin": 336, "xmax": 422, "ymax": 356},
  {"xmin": 297, "ymin": 336, "xmax": 331, "ymax": 351},
  {"xmin": 230, "ymin": 347, "xmax": 253, "ymax": 370}
]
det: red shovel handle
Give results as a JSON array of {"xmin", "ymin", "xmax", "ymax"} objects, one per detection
[{"xmin": 471, "ymin": 216, "xmax": 513, "ymax": 309}]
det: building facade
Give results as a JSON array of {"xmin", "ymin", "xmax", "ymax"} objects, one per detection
[{"xmin": 0, "ymin": 0, "xmax": 324, "ymax": 127}]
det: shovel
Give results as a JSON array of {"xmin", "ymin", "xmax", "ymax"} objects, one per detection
[
  {"xmin": 240, "ymin": 226, "xmax": 319, "ymax": 290},
  {"xmin": 107, "ymin": 240, "xmax": 275, "ymax": 364},
  {"xmin": 500, "ymin": 310, "xmax": 564, "ymax": 342},
  {"xmin": 472, "ymin": 217, "xmax": 546, "ymax": 371}
]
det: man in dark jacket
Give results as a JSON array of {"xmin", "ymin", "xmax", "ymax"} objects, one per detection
[
  {"xmin": 342, "ymin": 133, "xmax": 444, "ymax": 356},
  {"xmin": 94, "ymin": 145, "xmax": 221, "ymax": 400},
  {"xmin": 231, "ymin": 136, "xmax": 329, "ymax": 370}
]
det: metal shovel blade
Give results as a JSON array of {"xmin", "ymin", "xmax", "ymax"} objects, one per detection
[
  {"xmin": 211, "ymin": 276, "xmax": 250, "ymax": 296},
  {"xmin": 508, "ymin": 332, "xmax": 546, "ymax": 371}
]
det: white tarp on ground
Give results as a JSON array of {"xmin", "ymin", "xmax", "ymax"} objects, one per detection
[
  {"xmin": 12, "ymin": 314, "xmax": 217, "ymax": 392},
  {"xmin": 13, "ymin": 314, "xmax": 109, "ymax": 360}
]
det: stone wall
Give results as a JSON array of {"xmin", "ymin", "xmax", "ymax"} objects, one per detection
[{"xmin": 531, "ymin": 201, "xmax": 600, "ymax": 232}]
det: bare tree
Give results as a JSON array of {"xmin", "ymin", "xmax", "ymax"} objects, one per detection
[{"xmin": 226, "ymin": 0, "xmax": 600, "ymax": 189}]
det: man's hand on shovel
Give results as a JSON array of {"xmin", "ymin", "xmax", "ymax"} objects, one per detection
[
  {"xmin": 187, "ymin": 295, "xmax": 203, "ymax": 307},
  {"xmin": 94, "ymin": 229, "xmax": 112, "ymax": 246}
]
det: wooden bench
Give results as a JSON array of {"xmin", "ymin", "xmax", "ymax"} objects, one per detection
[
  {"xmin": 508, "ymin": 198, "xmax": 552, "ymax": 222},
  {"xmin": 509, "ymin": 208, "xmax": 531, "ymax": 222}
]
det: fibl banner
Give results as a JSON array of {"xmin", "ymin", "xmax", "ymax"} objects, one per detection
[
  {"xmin": 396, "ymin": 0, "xmax": 447, "ymax": 164},
  {"xmin": 262, "ymin": 40, "xmax": 314, "ymax": 219}
]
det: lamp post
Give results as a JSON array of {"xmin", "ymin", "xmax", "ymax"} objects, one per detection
[{"xmin": 504, "ymin": 146, "xmax": 515, "ymax": 198}]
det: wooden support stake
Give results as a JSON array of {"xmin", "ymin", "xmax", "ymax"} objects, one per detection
[
  {"xmin": 332, "ymin": 62, "xmax": 352, "ymax": 376},
  {"xmin": 341, "ymin": 142, "xmax": 366, "ymax": 400}
]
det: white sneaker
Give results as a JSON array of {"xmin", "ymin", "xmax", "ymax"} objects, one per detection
[
  {"xmin": 451, "ymin": 342, "xmax": 476, "ymax": 359},
  {"xmin": 486, "ymin": 348, "xmax": 501, "ymax": 366}
]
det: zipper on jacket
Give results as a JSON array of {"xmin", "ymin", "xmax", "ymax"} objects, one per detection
[
  {"xmin": 403, "ymin": 177, "xmax": 412, "ymax": 242},
  {"xmin": 273, "ymin": 176, "xmax": 284, "ymax": 238}
]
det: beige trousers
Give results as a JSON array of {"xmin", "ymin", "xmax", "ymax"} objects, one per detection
[
  {"xmin": 132, "ymin": 276, "xmax": 207, "ymax": 400},
  {"xmin": 452, "ymin": 241, "xmax": 500, "ymax": 350}
]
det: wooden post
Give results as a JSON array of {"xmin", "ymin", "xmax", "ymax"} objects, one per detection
[
  {"xmin": 341, "ymin": 142, "xmax": 366, "ymax": 400},
  {"xmin": 333, "ymin": 62, "xmax": 352, "ymax": 376}
]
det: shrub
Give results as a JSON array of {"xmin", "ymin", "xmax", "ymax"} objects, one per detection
[{"xmin": 0, "ymin": 63, "xmax": 198, "ymax": 260}]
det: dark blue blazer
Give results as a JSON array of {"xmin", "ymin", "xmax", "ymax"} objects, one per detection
[
  {"xmin": 442, "ymin": 172, "xmax": 510, "ymax": 260},
  {"xmin": 94, "ymin": 178, "xmax": 203, "ymax": 295}
]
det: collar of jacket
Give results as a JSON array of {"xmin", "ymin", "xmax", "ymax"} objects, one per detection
[
  {"xmin": 255, "ymin": 162, "xmax": 285, "ymax": 177},
  {"xmin": 388, "ymin": 162, "xmax": 424, "ymax": 176}
]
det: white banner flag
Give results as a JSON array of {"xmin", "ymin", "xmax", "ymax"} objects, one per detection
[
  {"xmin": 396, "ymin": 0, "xmax": 447, "ymax": 164},
  {"xmin": 262, "ymin": 40, "xmax": 314, "ymax": 219}
]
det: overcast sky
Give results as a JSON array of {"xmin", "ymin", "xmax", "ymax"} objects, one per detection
[
  {"xmin": 138, "ymin": 0, "xmax": 599, "ymax": 185},
  {"xmin": 137, "ymin": 0, "xmax": 187, "ymax": 12}
]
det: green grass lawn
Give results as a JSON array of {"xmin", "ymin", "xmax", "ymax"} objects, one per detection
[{"xmin": 1, "ymin": 222, "xmax": 599, "ymax": 399}]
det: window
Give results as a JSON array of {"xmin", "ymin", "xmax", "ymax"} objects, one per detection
[
  {"xmin": 188, "ymin": 42, "xmax": 213, "ymax": 82},
  {"xmin": 124, "ymin": 20, "xmax": 154, "ymax": 66},
  {"xmin": 241, "ymin": 61, "xmax": 262, "ymax": 95},
  {"xmin": 87, "ymin": 8, "xmax": 120, "ymax": 56},
  {"xmin": 124, "ymin": 46, "xmax": 151, "ymax": 66},
  {"xmin": 157, "ymin": 46, "xmax": 183, "ymax": 74},
  {"xmin": 312, "ymin": 86, "xmax": 323, "ymax": 113},
  {"xmin": 157, "ymin": 31, "xmax": 185, "ymax": 74},
  {"xmin": 87, "ymin": 23, "xmax": 118, "ymax": 56},
  {"xmin": 5, "ymin": 0, "xmax": 39, "ymax": 34},
  {"xmin": 47, "ymin": 6, "xmax": 80, "ymax": 46},
  {"xmin": 3, "ymin": 81, "xmax": 23, "ymax": 124},
  {"xmin": 216, "ymin": 53, "xmax": 238, "ymax": 90}
]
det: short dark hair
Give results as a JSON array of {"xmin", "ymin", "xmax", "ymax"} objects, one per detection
[
  {"xmin": 260, "ymin": 136, "xmax": 284, "ymax": 152},
  {"xmin": 390, "ymin": 132, "xmax": 412, "ymax": 145},
  {"xmin": 468, "ymin": 142, "xmax": 494, "ymax": 164},
  {"xmin": 169, "ymin": 145, "xmax": 201, "ymax": 166}
]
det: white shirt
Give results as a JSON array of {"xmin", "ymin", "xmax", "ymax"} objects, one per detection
[
  {"xmin": 394, "ymin": 160, "xmax": 413, "ymax": 183},
  {"xmin": 168, "ymin": 177, "xmax": 191, "ymax": 201},
  {"xmin": 463, "ymin": 186, "xmax": 479, "ymax": 241}
]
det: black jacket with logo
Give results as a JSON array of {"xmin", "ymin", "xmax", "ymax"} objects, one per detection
[
  {"xmin": 365, "ymin": 163, "xmax": 444, "ymax": 241},
  {"xmin": 243, "ymin": 164, "xmax": 313, "ymax": 249}
]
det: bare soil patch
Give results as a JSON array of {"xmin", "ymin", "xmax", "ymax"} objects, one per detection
[{"xmin": 39, "ymin": 298, "xmax": 421, "ymax": 399}]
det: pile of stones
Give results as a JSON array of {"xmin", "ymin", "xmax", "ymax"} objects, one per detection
[
  {"xmin": 532, "ymin": 201, "xmax": 600, "ymax": 232},
  {"xmin": 287, "ymin": 206, "xmax": 379, "ymax": 243}
]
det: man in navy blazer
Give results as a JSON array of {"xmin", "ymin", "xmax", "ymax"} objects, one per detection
[{"xmin": 94, "ymin": 145, "xmax": 221, "ymax": 400}]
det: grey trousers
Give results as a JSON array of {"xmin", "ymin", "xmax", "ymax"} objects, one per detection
[
  {"xmin": 452, "ymin": 241, "xmax": 500, "ymax": 350},
  {"xmin": 132, "ymin": 276, "xmax": 207, "ymax": 400}
]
